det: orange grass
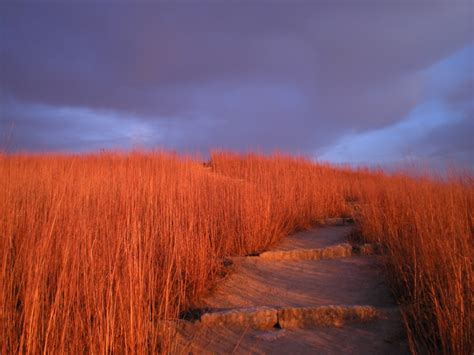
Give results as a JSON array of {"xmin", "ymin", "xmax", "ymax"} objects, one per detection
[
  {"xmin": 211, "ymin": 152, "xmax": 473, "ymax": 354},
  {"xmin": 1, "ymin": 151, "xmax": 472, "ymax": 354},
  {"xmin": 352, "ymin": 171, "xmax": 473, "ymax": 354}
]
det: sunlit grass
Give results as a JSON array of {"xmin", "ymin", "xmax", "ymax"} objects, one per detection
[
  {"xmin": 352, "ymin": 172, "xmax": 473, "ymax": 354},
  {"xmin": 1, "ymin": 151, "xmax": 472, "ymax": 353}
]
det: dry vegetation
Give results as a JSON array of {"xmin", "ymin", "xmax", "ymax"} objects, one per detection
[
  {"xmin": 352, "ymin": 171, "xmax": 473, "ymax": 354},
  {"xmin": 1, "ymin": 151, "xmax": 472, "ymax": 354}
]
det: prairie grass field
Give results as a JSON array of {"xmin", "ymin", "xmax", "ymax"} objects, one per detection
[{"xmin": 1, "ymin": 151, "xmax": 472, "ymax": 354}]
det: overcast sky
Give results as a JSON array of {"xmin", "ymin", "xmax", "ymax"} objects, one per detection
[{"xmin": 1, "ymin": 1, "xmax": 473, "ymax": 167}]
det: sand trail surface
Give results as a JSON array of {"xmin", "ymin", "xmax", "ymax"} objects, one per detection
[{"xmin": 175, "ymin": 224, "xmax": 408, "ymax": 354}]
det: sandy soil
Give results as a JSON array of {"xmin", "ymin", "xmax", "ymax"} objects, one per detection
[{"xmin": 175, "ymin": 224, "xmax": 408, "ymax": 354}]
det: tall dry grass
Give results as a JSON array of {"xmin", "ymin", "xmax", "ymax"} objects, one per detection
[
  {"xmin": 352, "ymin": 172, "xmax": 473, "ymax": 354},
  {"xmin": 209, "ymin": 153, "xmax": 474, "ymax": 354},
  {"xmin": 0, "ymin": 151, "xmax": 349, "ymax": 353},
  {"xmin": 1, "ymin": 151, "xmax": 472, "ymax": 354},
  {"xmin": 210, "ymin": 151, "xmax": 351, "ymax": 232},
  {"xmin": 1, "ymin": 152, "xmax": 218, "ymax": 353}
]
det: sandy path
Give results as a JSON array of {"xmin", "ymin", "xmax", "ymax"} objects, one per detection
[{"xmin": 175, "ymin": 224, "xmax": 408, "ymax": 354}]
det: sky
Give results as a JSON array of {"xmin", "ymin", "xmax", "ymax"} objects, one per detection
[{"xmin": 1, "ymin": 1, "xmax": 473, "ymax": 168}]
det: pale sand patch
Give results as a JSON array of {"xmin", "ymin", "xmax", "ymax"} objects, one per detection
[{"xmin": 176, "ymin": 225, "xmax": 408, "ymax": 354}]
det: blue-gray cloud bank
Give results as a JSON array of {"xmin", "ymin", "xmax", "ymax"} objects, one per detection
[{"xmin": 1, "ymin": 2, "xmax": 473, "ymax": 168}]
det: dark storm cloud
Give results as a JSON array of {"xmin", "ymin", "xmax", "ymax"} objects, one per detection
[
  {"xmin": 421, "ymin": 112, "xmax": 474, "ymax": 166},
  {"xmin": 427, "ymin": 76, "xmax": 474, "ymax": 166},
  {"xmin": 0, "ymin": 1, "xmax": 473, "ymax": 165},
  {"xmin": 0, "ymin": 98, "xmax": 166, "ymax": 152},
  {"xmin": 447, "ymin": 77, "xmax": 474, "ymax": 107}
]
